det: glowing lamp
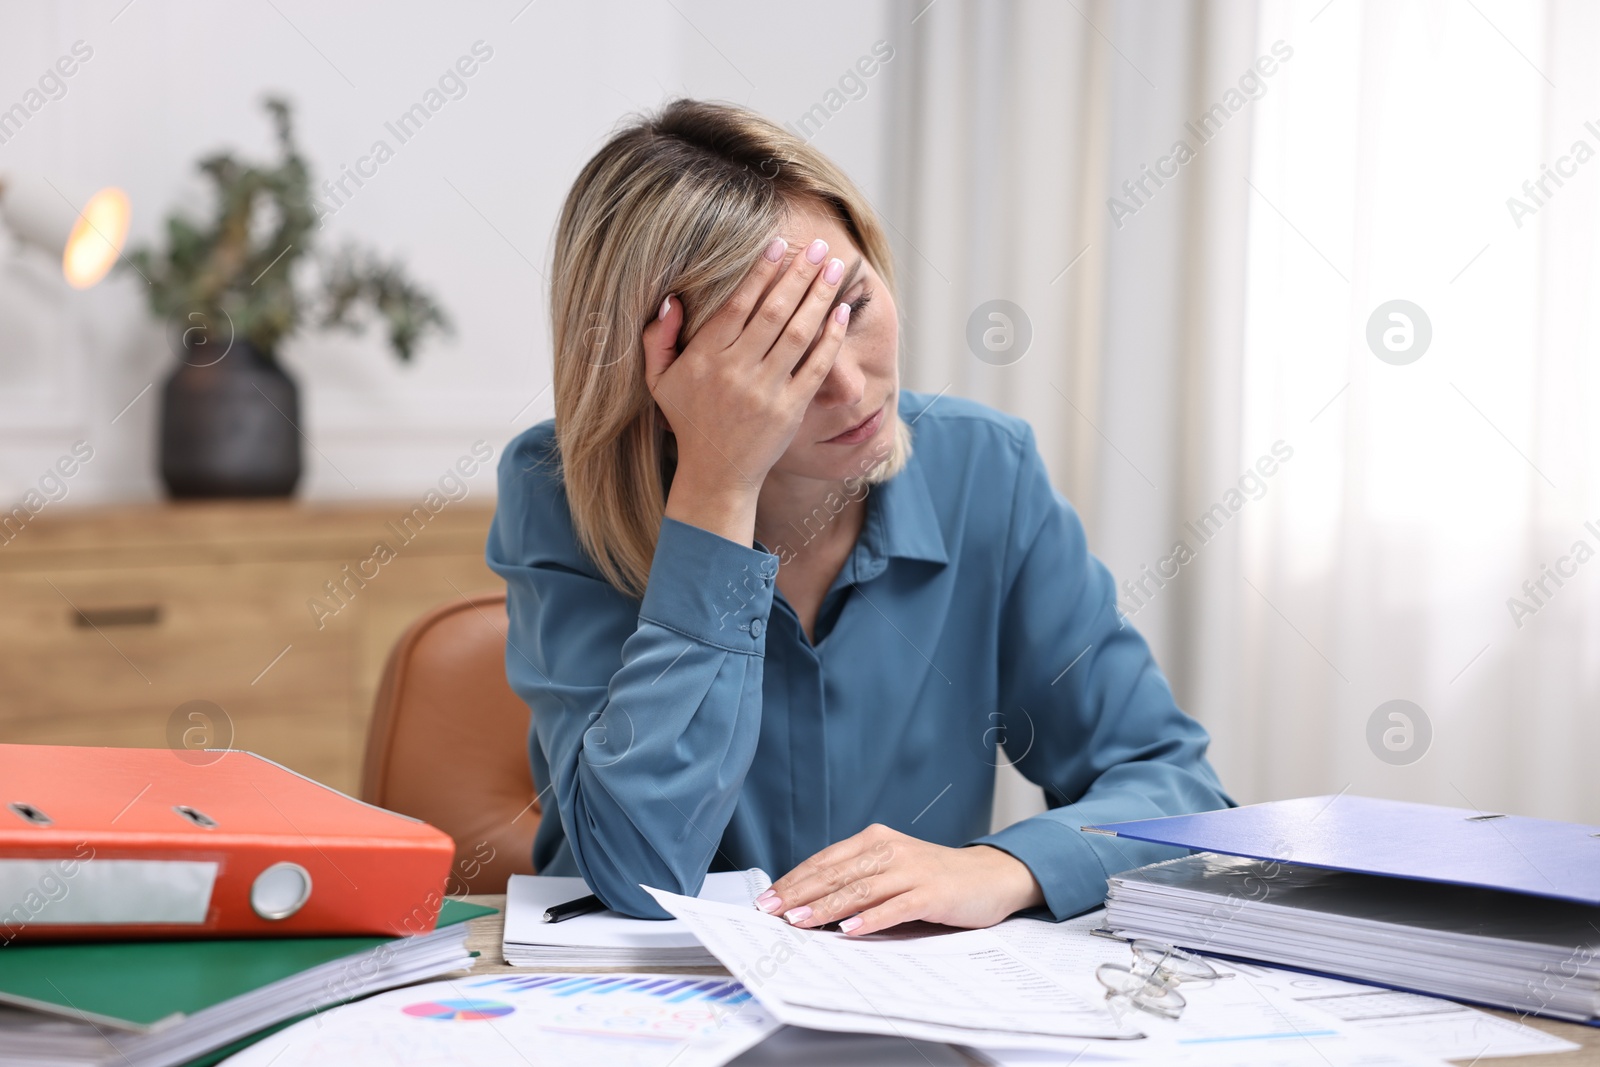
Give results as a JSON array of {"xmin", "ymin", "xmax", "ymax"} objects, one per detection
[{"xmin": 0, "ymin": 174, "xmax": 130, "ymax": 288}]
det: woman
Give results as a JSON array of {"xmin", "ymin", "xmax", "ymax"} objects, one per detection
[{"xmin": 486, "ymin": 99, "xmax": 1230, "ymax": 934}]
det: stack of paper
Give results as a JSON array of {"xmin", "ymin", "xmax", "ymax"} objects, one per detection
[
  {"xmin": 502, "ymin": 869, "xmax": 770, "ymax": 967},
  {"xmin": 1102, "ymin": 852, "xmax": 1600, "ymax": 1023},
  {"xmin": 0, "ymin": 899, "xmax": 490, "ymax": 1067}
]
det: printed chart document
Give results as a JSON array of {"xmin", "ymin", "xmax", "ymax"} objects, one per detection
[
  {"xmin": 976, "ymin": 915, "xmax": 1448, "ymax": 1067},
  {"xmin": 975, "ymin": 912, "xmax": 1575, "ymax": 1065},
  {"xmin": 1223, "ymin": 963, "xmax": 1579, "ymax": 1060},
  {"xmin": 504, "ymin": 869, "xmax": 771, "ymax": 967},
  {"xmin": 221, "ymin": 972, "xmax": 779, "ymax": 1067},
  {"xmin": 644, "ymin": 885, "xmax": 1143, "ymax": 1051}
]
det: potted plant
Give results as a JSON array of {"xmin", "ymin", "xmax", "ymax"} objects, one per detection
[{"xmin": 123, "ymin": 96, "xmax": 449, "ymax": 498}]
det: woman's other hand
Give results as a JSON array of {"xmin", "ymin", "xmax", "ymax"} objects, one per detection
[
  {"xmin": 641, "ymin": 235, "xmax": 851, "ymax": 546},
  {"xmin": 755, "ymin": 824, "xmax": 1047, "ymax": 935}
]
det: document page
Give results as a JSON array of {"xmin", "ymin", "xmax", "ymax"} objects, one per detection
[
  {"xmin": 643, "ymin": 885, "xmax": 1143, "ymax": 1051},
  {"xmin": 979, "ymin": 912, "xmax": 1567, "ymax": 1065}
]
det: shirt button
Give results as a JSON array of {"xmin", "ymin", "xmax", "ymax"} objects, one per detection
[
  {"xmin": 749, "ymin": 618, "xmax": 764, "ymax": 639},
  {"xmin": 759, "ymin": 559, "xmax": 779, "ymax": 579}
]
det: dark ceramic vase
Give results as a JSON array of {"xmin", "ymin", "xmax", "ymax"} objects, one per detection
[{"xmin": 159, "ymin": 341, "xmax": 303, "ymax": 498}]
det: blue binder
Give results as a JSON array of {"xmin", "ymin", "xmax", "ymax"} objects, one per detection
[{"xmin": 1088, "ymin": 794, "xmax": 1600, "ymax": 906}]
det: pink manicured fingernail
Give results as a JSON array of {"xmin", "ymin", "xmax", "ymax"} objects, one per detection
[
  {"xmin": 839, "ymin": 916, "xmax": 863, "ymax": 933},
  {"xmin": 764, "ymin": 237, "xmax": 787, "ymax": 262},
  {"xmin": 784, "ymin": 906, "xmax": 813, "ymax": 925},
  {"xmin": 833, "ymin": 302, "xmax": 851, "ymax": 326},
  {"xmin": 823, "ymin": 258, "xmax": 844, "ymax": 285},
  {"xmin": 658, "ymin": 296, "xmax": 672, "ymax": 320},
  {"xmin": 805, "ymin": 238, "xmax": 828, "ymax": 264},
  {"xmin": 755, "ymin": 896, "xmax": 782, "ymax": 914}
]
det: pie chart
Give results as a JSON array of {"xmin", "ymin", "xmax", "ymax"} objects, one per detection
[{"xmin": 401, "ymin": 998, "xmax": 515, "ymax": 1021}]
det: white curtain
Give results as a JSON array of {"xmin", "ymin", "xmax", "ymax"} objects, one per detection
[
  {"xmin": 1231, "ymin": 0, "xmax": 1600, "ymax": 821},
  {"xmin": 885, "ymin": 0, "xmax": 1597, "ymax": 827}
]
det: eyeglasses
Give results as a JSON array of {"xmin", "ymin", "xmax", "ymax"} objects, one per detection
[{"xmin": 1095, "ymin": 939, "xmax": 1233, "ymax": 1020}]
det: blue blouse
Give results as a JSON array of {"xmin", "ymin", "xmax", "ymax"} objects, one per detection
[{"xmin": 486, "ymin": 390, "xmax": 1231, "ymax": 920}]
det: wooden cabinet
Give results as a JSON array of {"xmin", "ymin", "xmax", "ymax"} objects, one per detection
[{"xmin": 0, "ymin": 500, "xmax": 503, "ymax": 794}]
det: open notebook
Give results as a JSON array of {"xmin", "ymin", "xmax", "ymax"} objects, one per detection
[{"xmin": 502, "ymin": 869, "xmax": 770, "ymax": 967}]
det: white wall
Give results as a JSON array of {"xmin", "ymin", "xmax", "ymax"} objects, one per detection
[{"xmin": 0, "ymin": 0, "xmax": 897, "ymax": 503}]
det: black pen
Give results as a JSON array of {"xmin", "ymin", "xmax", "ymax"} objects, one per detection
[{"xmin": 542, "ymin": 893, "xmax": 606, "ymax": 923}]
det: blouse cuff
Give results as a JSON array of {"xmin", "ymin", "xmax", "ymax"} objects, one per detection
[{"xmin": 638, "ymin": 517, "xmax": 780, "ymax": 654}]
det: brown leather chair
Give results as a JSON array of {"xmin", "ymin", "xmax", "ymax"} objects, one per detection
[{"xmin": 361, "ymin": 590, "xmax": 541, "ymax": 894}]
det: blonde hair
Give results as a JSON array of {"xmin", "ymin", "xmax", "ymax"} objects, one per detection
[{"xmin": 550, "ymin": 98, "xmax": 911, "ymax": 597}]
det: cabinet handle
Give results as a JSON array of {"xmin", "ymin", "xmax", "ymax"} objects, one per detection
[{"xmin": 72, "ymin": 605, "xmax": 162, "ymax": 628}]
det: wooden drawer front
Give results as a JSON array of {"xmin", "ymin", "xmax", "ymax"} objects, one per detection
[
  {"xmin": 0, "ymin": 563, "xmax": 351, "ymax": 719},
  {"xmin": 0, "ymin": 551, "xmax": 502, "ymax": 796},
  {"xmin": 0, "ymin": 564, "xmax": 355, "ymax": 784}
]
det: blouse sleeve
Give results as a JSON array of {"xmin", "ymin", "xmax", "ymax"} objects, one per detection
[
  {"xmin": 485, "ymin": 433, "xmax": 779, "ymax": 918},
  {"xmin": 969, "ymin": 424, "xmax": 1233, "ymax": 920}
]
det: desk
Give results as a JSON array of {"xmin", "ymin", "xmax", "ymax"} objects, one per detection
[{"xmin": 460, "ymin": 894, "xmax": 1600, "ymax": 1067}]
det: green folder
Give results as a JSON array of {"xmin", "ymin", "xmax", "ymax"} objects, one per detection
[{"xmin": 0, "ymin": 898, "xmax": 496, "ymax": 1063}]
